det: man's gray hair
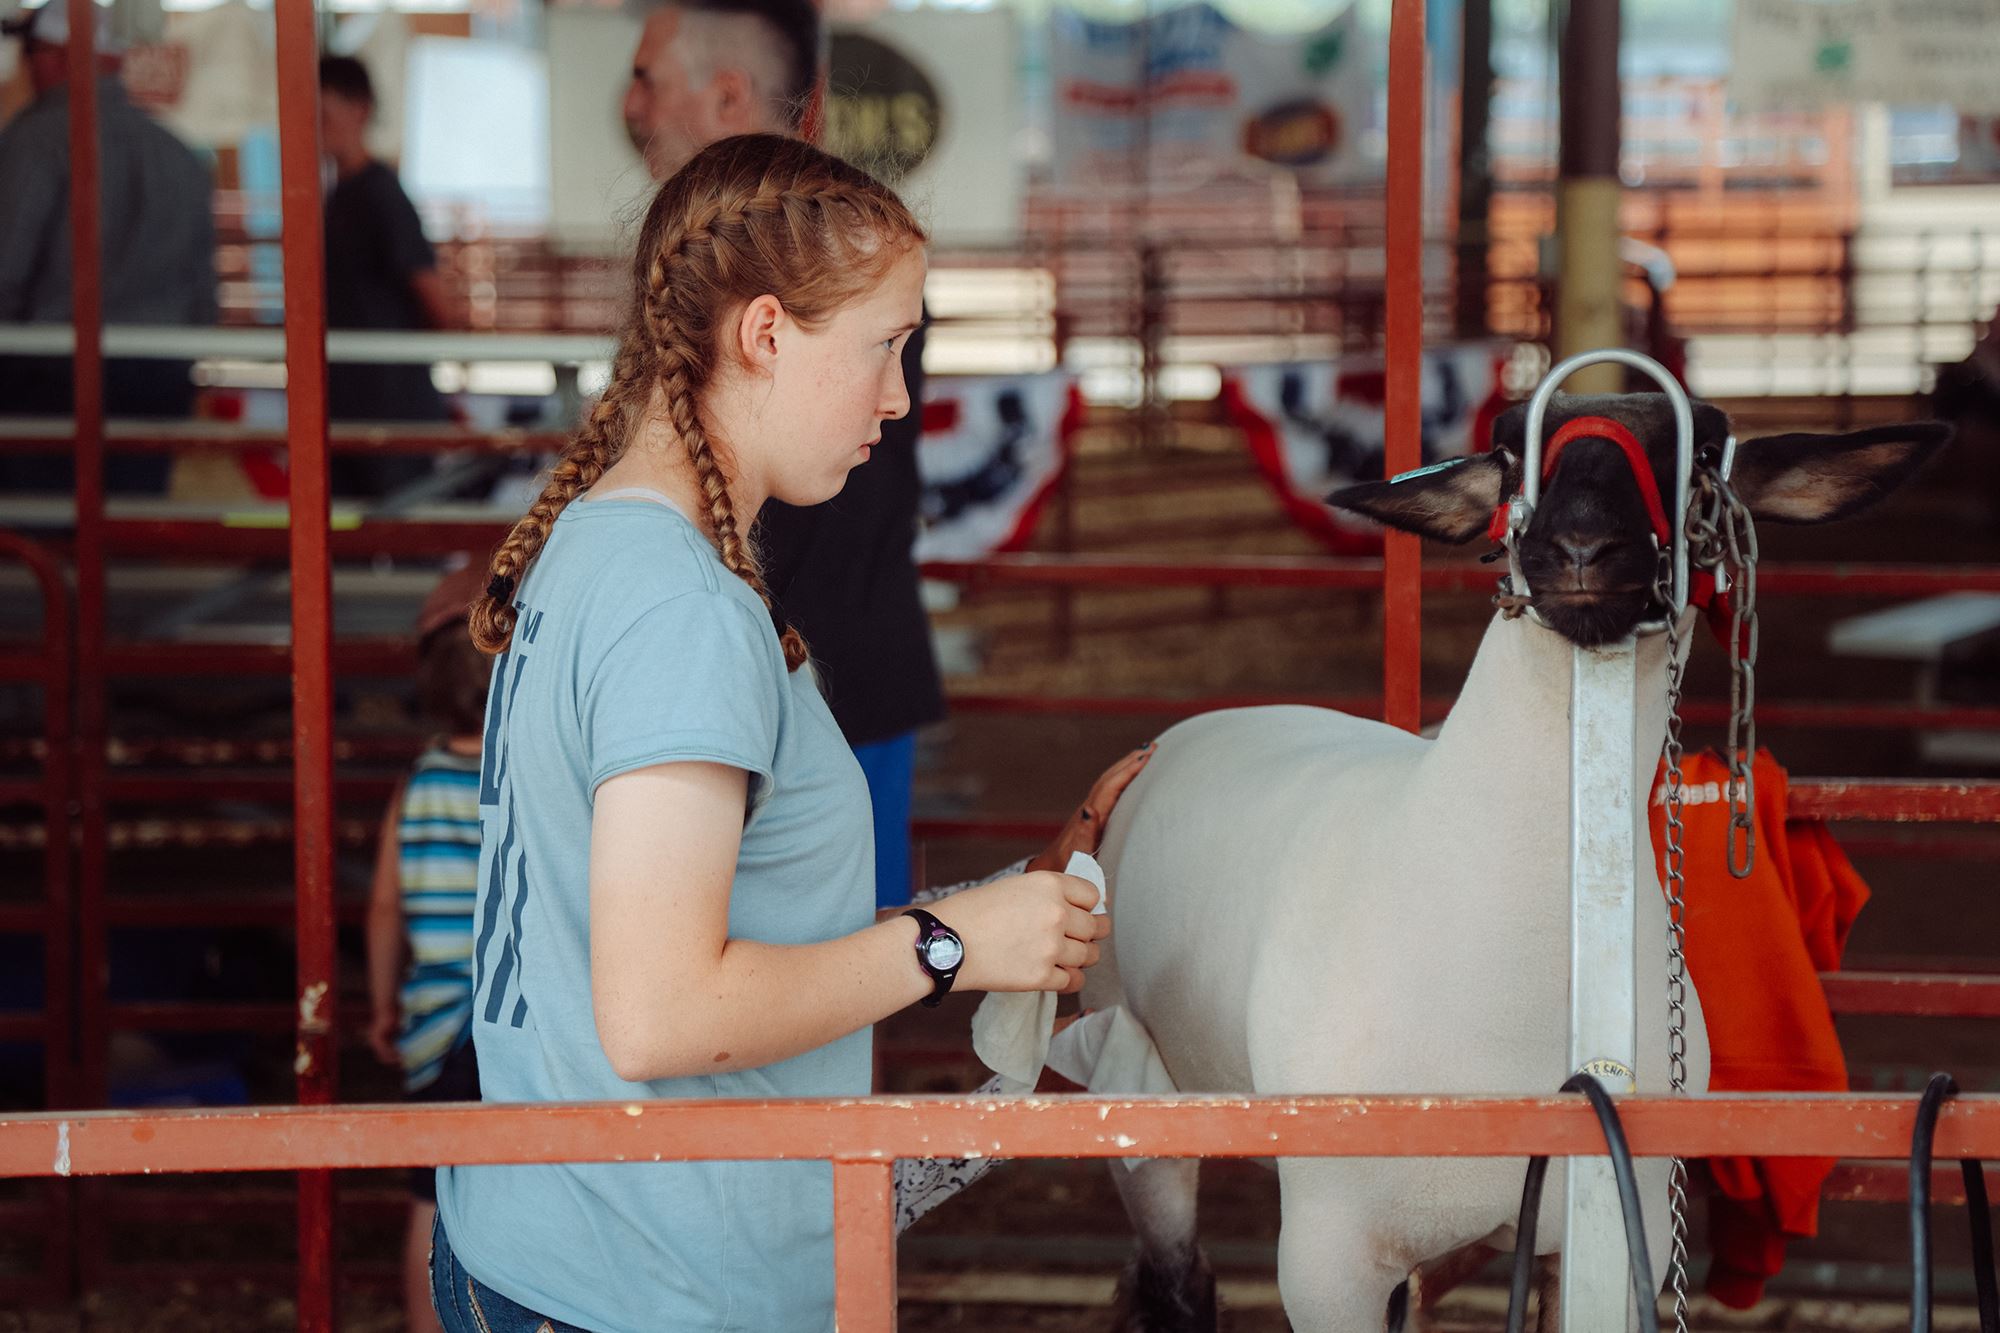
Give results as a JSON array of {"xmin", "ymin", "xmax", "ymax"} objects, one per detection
[{"xmin": 628, "ymin": 0, "xmax": 820, "ymax": 131}]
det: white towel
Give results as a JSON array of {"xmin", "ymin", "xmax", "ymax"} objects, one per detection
[
  {"xmin": 968, "ymin": 851, "xmax": 1181, "ymax": 1163},
  {"xmin": 969, "ymin": 851, "xmax": 1104, "ymax": 1088},
  {"xmin": 1045, "ymin": 1003, "xmax": 1177, "ymax": 1098}
]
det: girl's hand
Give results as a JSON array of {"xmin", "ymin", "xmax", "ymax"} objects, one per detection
[
  {"xmin": 1026, "ymin": 742, "xmax": 1157, "ymax": 875},
  {"xmin": 367, "ymin": 1006, "xmax": 401, "ymax": 1068},
  {"xmin": 930, "ymin": 870, "xmax": 1109, "ymax": 995}
]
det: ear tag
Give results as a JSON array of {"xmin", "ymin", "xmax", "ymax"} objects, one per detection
[{"xmin": 1388, "ymin": 456, "xmax": 1470, "ymax": 485}]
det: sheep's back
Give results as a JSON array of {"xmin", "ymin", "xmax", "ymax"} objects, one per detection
[{"xmin": 1088, "ymin": 705, "xmax": 1425, "ymax": 1094}]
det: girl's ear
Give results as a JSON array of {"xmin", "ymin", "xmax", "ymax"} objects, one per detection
[{"xmin": 734, "ymin": 294, "xmax": 785, "ymax": 369}]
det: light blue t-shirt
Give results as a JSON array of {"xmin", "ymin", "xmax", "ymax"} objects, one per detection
[{"xmin": 436, "ymin": 495, "xmax": 875, "ymax": 1333}]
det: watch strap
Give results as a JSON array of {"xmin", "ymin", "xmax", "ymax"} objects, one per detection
[{"xmin": 901, "ymin": 908, "xmax": 961, "ymax": 1008}]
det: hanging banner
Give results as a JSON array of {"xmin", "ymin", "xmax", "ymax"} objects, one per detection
[
  {"xmin": 1049, "ymin": 1, "xmax": 1373, "ymax": 189},
  {"xmin": 914, "ymin": 373, "xmax": 1079, "ymax": 562},
  {"xmin": 1730, "ymin": 0, "xmax": 2000, "ymax": 114},
  {"xmin": 1224, "ymin": 346, "xmax": 1513, "ymax": 555}
]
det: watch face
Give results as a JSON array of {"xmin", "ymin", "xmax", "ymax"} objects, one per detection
[{"xmin": 923, "ymin": 934, "xmax": 964, "ymax": 971}]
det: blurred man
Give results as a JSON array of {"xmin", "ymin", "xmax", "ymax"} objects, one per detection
[
  {"xmin": 624, "ymin": 0, "xmax": 946, "ymax": 909},
  {"xmin": 0, "ymin": 0, "xmax": 216, "ymax": 492},
  {"xmin": 318, "ymin": 54, "xmax": 451, "ymax": 497}
]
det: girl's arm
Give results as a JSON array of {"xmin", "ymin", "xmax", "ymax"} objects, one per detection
[
  {"xmin": 363, "ymin": 782, "xmax": 410, "ymax": 1068},
  {"xmin": 590, "ymin": 761, "xmax": 1106, "ymax": 1084}
]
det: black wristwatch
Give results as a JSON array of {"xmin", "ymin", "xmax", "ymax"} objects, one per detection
[{"xmin": 901, "ymin": 908, "xmax": 964, "ymax": 1008}]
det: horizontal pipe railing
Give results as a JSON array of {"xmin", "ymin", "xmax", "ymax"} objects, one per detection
[
  {"xmin": 4, "ymin": 1095, "xmax": 2000, "ymax": 1179},
  {"xmin": 0, "ymin": 325, "xmax": 615, "ymax": 364}
]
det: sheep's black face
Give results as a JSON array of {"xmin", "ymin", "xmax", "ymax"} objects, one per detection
[
  {"xmin": 1515, "ymin": 429, "xmax": 1680, "ymax": 646},
  {"xmin": 1325, "ymin": 391, "xmax": 1951, "ymax": 649}
]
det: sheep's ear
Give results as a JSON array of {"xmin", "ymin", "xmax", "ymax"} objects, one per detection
[
  {"xmin": 1489, "ymin": 401, "xmax": 1529, "ymax": 455},
  {"xmin": 1729, "ymin": 421, "xmax": 1950, "ymax": 524},
  {"xmin": 1327, "ymin": 453, "xmax": 1512, "ymax": 545}
]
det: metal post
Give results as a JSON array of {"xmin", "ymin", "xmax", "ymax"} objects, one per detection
[
  {"xmin": 1511, "ymin": 347, "xmax": 1692, "ymax": 1333},
  {"xmin": 1383, "ymin": 0, "xmax": 1427, "ymax": 732},
  {"xmin": 1554, "ymin": 0, "xmax": 1624, "ymax": 393},
  {"xmin": 1454, "ymin": 0, "xmax": 1493, "ymax": 340},
  {"xmin": 1, "ymin": 534, "xmax": 76, "ymax": 1296},
  {"xmin": 832, "ymin": 1160, "xmax": 897, "ymax": 1330},
  {"xmin": 1562, "ymin": 640, "xmax": 1643, "ymax": 1333},
  {"xmin": 273, "ymin": 0, "xmax": 338, "ymax": 1325},
  {"xmin": 63, "ymin": 0, "xmax": 110, "ymax": 1297},
  {"xmin": 64, "ymin": 0, "xmax": 107, "ymax": 1110}
]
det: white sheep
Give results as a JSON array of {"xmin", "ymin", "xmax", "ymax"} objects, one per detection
[{"xmin": 1082, "ymin": 393, "xmax": 1949, "ymax": 1332}]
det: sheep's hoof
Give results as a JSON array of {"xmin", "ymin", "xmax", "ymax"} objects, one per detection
[
  {"xmin": 1385, "ymin": 1279, "xmax": 1410, "ymax": 1332},
  {"xmin": 1109, "ymin": 1243, "xmax": 1217, "ymax": 1333}
]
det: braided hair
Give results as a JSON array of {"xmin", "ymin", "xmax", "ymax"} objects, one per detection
[{"xmin": 470, "ymin": 134, "xmax": 926, "ymax": 667}]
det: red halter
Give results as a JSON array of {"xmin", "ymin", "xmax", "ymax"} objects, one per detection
[{"xmin": 1485, "ymin": 415, "xmax": 1674, "ymax": 550}]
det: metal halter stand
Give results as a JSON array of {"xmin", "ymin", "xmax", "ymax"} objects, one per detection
[{"xmin": 1509, "ymin": 350, "xmax": 1696, "ymax": 1333}]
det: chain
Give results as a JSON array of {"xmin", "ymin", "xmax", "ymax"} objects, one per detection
[
  {"xmin": 1654, "ymin": 550, "xmax": 1695, "ymax": 1333},
  {"xmin": 1716, "ymin": 476, "xmax": 1760, "ymax": 879},
  {"xmin": 1654, "ymin": 462, "xmax": 1761, "ymax": 1333},
  {"xmin": 1686, "ymin": 470, "xmax": 1761, "ymax": 877}
]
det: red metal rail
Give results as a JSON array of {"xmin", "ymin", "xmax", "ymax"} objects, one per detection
[
  {"xmin": 63, "ymin": 0, "xmax": 109, "ymax": 1123},
  {"xmin": 910, "ymin": 781, "xmax": 2000, "ymax": 838},
  {"xmin": 60, "ymin": 0, "xmax": 108, "ymax": 1306},
  {"xmin": 1, "ymin": 1094, "xmax": 1998, "ymax": 1331},
  {"xmin": 1820, "ymin": 972, "xmax": 2000, "ymax": 1018},
  {"xmin": 1382, "ymin": 0, "xmax": 1425, "ymax": 731},
  {"xmin": 271, "ymin": 0, "xmax": 338, "ymax": 1320},
  {"xmin": 0, "ymin": 533, "xmax": 75, "ymax": 1306},
  {"xmin": 0, "ymin": 424, "xmax": 567, "ymax": 455},
  {"xmin": 13, "ymin": 0, "xmax": 1995, "ymax": 1311},
  {"xmin": 0, "ymin": 535, "xmax": 75, "ymax": 1107},
  {"xmin": 948, "ymin": 690, "xmax": 2000, "ymax": 734},
  {"xmin": 9, "ymin": 1095, "xmax": 1999, "ymax": 1178},
  {"xmin": 924, "ymin": 553, "xmax": 2000, "ymax": 597}
]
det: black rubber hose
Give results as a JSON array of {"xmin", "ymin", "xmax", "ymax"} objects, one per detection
[
  {"xmin": 1565, "ymin": 1073, "xmax": 1663, "ymax": 1333},
  {"xmin": 1912, "ymin": 1072, "xmax": 1955, "ymax": 1333},
  {"xmin": 1505, "ymin": 1154, "xmax": 1553, "ymax": 1333},
  {"xmin": 1966, "ymin": 1156, "xmax": 1999, "ymax": 1333},
  {"xmin": 1503, "ymin": 1074, "xmax": 1661, "ymax": 1333}
]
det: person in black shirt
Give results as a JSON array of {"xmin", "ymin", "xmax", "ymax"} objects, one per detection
[
  {"xmin": 623, "ymin": 0, "xmax": 945, "ymax": 907},
  {"xmin": 318, "ymin": 55, "xmax": 450, "ymax": 496}
]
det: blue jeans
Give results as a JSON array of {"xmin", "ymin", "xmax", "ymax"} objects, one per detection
[
  {"xmin": 852, "ymin": 731, "xmax": 917, "ymax": 910},
  {"xmin": 431, "ymin": 1214, "xmax": 591, "ymax": 1332}
]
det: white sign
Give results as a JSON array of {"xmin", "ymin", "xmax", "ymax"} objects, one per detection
[
  {"xmin": 1731, "ymin": 0, "xmax": 2000, "ymax": 113},
  {"xmin": 830, "ymin": 10, "xmax": 1023, "ymax": 245},
  {"xmin": 1049, "ymin": 1, "xmax": 1372, "ymax": 189}
]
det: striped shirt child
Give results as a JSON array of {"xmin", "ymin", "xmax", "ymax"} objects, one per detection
[{"xmin": 394, "ymin": 747, "xmax": 481, "ymax": 1091}]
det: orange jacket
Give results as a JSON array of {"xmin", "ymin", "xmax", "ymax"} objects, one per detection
[{"xmin": 1647, "ymin": 748, "xmax": 1869, "ymax": 1309}]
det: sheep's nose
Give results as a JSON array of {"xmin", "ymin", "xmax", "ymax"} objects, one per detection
[{"xmin": 1554, "ymin": 534, "xmax": 1615, "ymax": 570}]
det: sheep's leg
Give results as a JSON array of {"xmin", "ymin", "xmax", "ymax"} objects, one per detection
[
  {"xmin": 1275, "ymin": 1221, "xmax": 1408, "ymax": 1332},
  {"xmin": 1400, "ymin": 1241, "xmax": 1499, "ymax": 1331},
  {"xmin": 1273, "ymin": 1165, "xmax": 1408, "ymax": 1333},
  {"xmin": 1531, "ymin": 1255, "xmax": 1560, "ymax": 1333},
  {"xmin": 1108, "ymin": 1158, "xmax": 1216, "ymax": 1333}
]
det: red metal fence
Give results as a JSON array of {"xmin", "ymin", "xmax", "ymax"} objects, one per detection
[{"xmin": 4, "ymin": 0, "xmax": 2000, "ymax": 1325}]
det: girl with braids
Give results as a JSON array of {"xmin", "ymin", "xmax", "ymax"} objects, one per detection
[{"xmin": 431, "ymin": 134, "xmax": 1146, "ymax": 1333}]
